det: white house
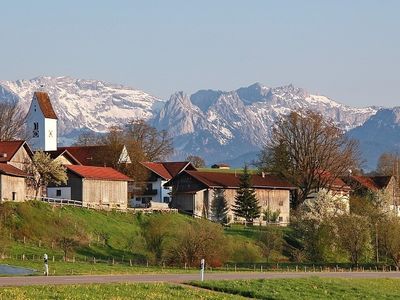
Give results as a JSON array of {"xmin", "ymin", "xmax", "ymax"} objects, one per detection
[
  {"xmin": 26, "ymin": 92, "xmax": 58, "ymax": 151},
  {"xmin": 130, "ymin": 161, "xmax": 196, "ymax": 207}
]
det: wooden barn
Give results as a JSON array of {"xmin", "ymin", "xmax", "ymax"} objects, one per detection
[
  {"xmin": 166, "ymin": 171, "xmax": 296, "ymax": 225},
  {"xmin": 0, "ymin": 163, "xmax": 29, "ymax": 202},
  {"xmin": 47, "ymin": 165, "xmax": 132, "ymax": 209},
  {"xmin": 0, "ymin": 140, "xmax": 34, "ymax": 201}
]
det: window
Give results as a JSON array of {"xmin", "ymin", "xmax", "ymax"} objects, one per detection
[
  {"xmin": 278, "ymin": 216, "xmax": 283, "ymax": 222},
  {"xmin": 279, "ymin": 200, "xmax": 284, "ymax": 206},
  {"xmin": 33, "ymin": 122, "xmax": 39, "ymax": 137},
  {"xmin": 56, "ymin": 189, "xmax": 62, "ymax": 197},
  {"xmin": 12, "ymin": 192, "xmax": 16, "ymax": 201},
  {"xmin": 163, "ymin": 196, "xmax": 170, "ymax": 203}
]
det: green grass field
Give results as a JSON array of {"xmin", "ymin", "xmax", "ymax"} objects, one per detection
[
  {"xmin": 2, "ymin": 278, "xmax": 400, "ymax": 299},
  {"xmin": 0, "ymin": 283, "xmax": 245, "ymax": 300},
  {"xmin": 191, "ymin": 277, "xmax": 400, "ymax": 299}
]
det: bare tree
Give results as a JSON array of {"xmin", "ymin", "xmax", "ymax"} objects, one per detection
[
  {"xmin": 258, "ymin": 110, "xmax": 360, "ymax": 208},
  {"xmin": 185, "ymin": 155, "xmax": 205, "ymax": 168},
  {"xmin": 124, "ymin": 119, "xmax": 173, "ymax": 161},
  {"xmin": 376, "ymin": 152, "xmax": 400, "ymax": 176},
  {"xmin": 73, "ymin": 131, "xmax": 103, "ymax": 146},
  {"xmin": 0, "ymin": 102, "xmax": 26, "ymax": 141}
]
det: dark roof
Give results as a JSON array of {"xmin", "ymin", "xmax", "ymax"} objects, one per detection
[
  {"xmin": 141, "ymin": 161, "xmax": 196, "ymax": 180},
  {"xmin": 45, "ymin": 149, "xmax": 82, "ymax": 165},
  {"xmin": 370, "ymin": 176, "xmax": 392, "ymax": 189},
  {"xmin": 346, "ymin": 175, "xmax": 380, "ymax": 192},
  {"xmin": 66, "ymin": 165, "xmax": 132, "ymax": 181},
  {"xmin": 0, "ymin": 141, "xmax": 32, "ymax": 163},
  {"xmin": 0, "ymin": 163, "xmax": 29, "ymax": 177},
  {"xmin": 58, "ymin": 146, "xmax": 109, "ymax": 166},
  {"xmin": 34, "ymin": 92, "xmax": 58, "ymax": 119},
  {"xmin": 174, "ymin": 171, "xmax": 296, "ymax": 190},
  {"xmin": 141, "ymin": 162, "xmax": 171, "ymax": 180}
]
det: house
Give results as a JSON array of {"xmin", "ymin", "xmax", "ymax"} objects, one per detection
[
  {"xmin": 0, "ymin": 140, "xmax": 34, "ymax": 200},
  {"xmin": 343, "ymin": 175, "xmax": 400, "ymax": 214},
  {"xmin": 131, "ymin": 161, "xmax": 196, "ymax": 207},
  {"xmin": 57, "ymin": 145, "xmax": 131, "ymax": 166},
  {"xmin": 0, "ymin": 163, "xmax": 29, "ymax": 201},
  {"xmin": 165, "ymin": 170, "xmax": 296, "ymax": 225},
  {"xmin": 47, "ymin": 165, "xmax": 132, "ymax": 209},
  {"xmin": 307, "ymin": 176, "xmax": 351, "ymax": 212},
  {"xmin": 45, "ymin": 149, "xmax": 82, "ymax": 165},
  {"xmin": 211, "ymin": 163, "xmax": 230, "ymax": 170}
]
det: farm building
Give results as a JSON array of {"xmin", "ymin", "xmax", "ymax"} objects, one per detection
[
  {"xmin": 166, "ymin": 171, "xmax": 296, "ymax": 225},
  {"xmin": 131, "ymin": 161, "xmax": 196, "ymax": 207},
  {"xmin": 47, "ymin": 165, "xmax": 132, "ymax": 209},
  {"xmin": 0, "ymin": 140, "xmax": 35, "ymax": 200},
  {"xmin": 343, "ymin": 175, "xmax": 400, "ymax": 214},
  {"xmin": 0, "ymin": 163, "xmax": 29, "ymax": 202}
]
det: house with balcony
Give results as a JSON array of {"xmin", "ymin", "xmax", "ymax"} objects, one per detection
[{"xmin": 130, "ymin": 161, "xmax": 196, "ymax": 208}]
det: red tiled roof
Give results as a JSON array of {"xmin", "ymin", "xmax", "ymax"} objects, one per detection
[
  {"xmin": 141, "ymin": 161, "xmax": 196, "ymax": 180},
  {"xmin": 66, "ymin": 165, "xmax": 132, "ymax": 181},
  {"xmin": 349, "ymin": 175, "xmax": 380, "ymax": 192},
  {"xmin": 317, "ymin": 170, "xmax": 351, "ymax": 191},
  {"xmin": 141, "ymin": 162, "xmax": 172, "ymax": 180},
  {"xmin": 162, "ymin": 162, "xmax": 195, "ymax": 177},
  {"xmin": 0, "ymin": 141, "xmax": 30, "ymax": 163},
  {"xmin": 58, "ymin": 146, "xmax": 108, "ymax": 166},
  {"xmin": 182, "ymin": 171, "xmax": 296, "ymax": 189},
  {"xmin": 34, "ymin": 92, "xmax": 57, "ymax": 119},
  {"xmin": 0, "ymin": 163, "xmax": 28, "ymax": 177}
]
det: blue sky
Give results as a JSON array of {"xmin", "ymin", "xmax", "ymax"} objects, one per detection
[{"xmin": 1, "ymin": 0, "xmax": 399, "ymax": 107}]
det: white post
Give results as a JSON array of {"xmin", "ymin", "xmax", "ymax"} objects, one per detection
[
  {"xmin": 200, "ymin": 258, "xmax": 205, "ymax": 281},
  {"xmin": 44, "ymin": 253, "xmax": 49, "ymax": 276}
]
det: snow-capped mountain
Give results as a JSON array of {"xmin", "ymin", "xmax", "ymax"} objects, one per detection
[
  {"xmin": 0, "ymin": 77, "xmax": 379, "ymax": 167},
  {"xmin": 348, "ymin": 107, "xmax": 400, "ymax": 170},
  {"xmin": 0, "ymin": 76, "xmax": 164, "ymax": 143},
  {"xmin": 153, "ymin": 83, "xmax": 377, "ymax": 164}
]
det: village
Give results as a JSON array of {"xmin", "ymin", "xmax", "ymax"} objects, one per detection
[{"xmin": 1, "ymin": 91, "xmax": 400, "ymax": 227}]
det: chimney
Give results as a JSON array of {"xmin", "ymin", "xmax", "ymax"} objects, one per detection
[{"xmin": 261, "ymin": 172, "xmax": 265, "ymax": 178}]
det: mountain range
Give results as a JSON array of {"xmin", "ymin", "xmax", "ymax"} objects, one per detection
[{"xmin": 0, "ymin": 76, "xmax": 397, "ymax": 170}]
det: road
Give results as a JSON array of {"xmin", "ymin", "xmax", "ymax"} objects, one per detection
[{"xmin": 1, "ymin": 271, "xmax": 400, "ymax": 287}]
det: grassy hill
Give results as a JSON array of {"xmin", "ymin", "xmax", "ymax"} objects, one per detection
[{"xmin": 0, "ymin": 201, "xmax": 282, "ymax": 274}]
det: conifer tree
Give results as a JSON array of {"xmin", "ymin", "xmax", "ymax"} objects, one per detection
[
  {"xmin": 211, "ymin": 189, "xmax": 229, "ymax": 225},
  {"xmin": 232, "ymin": 165, "xmax": 261, "ymax": 225}
]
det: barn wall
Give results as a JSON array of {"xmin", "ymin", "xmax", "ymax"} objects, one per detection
[
  {"xmin": 204, "ymin": 188, "xmax": 290, "ymax": 224},
  {"xmin": 171, "ymin": 193, "xmax": 195, "ymax": 213},
  {"xmin": 0, "ymin": 175, "xmax": 26, "ymax": 202},
  {"xmin": 82, "ymin": 180, "xmax": 127, "ymax": 208}
]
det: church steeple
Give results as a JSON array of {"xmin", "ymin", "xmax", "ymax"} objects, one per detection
[{"xmin": 26, "ymin": 92, "xmax": 58, "ymax": 151}]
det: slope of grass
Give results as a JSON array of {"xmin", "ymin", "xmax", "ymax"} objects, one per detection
[
  {"xmin": 191, "ymin": 277, "xmax": 400, "ymax": 299},
  {"xmin": 0, "ymin": 283, "xmax": 245, "ymax": 300}
]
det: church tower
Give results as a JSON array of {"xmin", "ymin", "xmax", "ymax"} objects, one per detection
[{"xmin": 26, "ymin": 92, "xmax": 58, "ymax": 151}]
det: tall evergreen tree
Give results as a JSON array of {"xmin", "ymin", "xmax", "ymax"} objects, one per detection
[
  {"xmin": 211, "ymin": 189, "xmax": 229, "ymax": 225},
  {"xmin": 232, "ymin": 165, "xmax": 261, "ymax": 225}
]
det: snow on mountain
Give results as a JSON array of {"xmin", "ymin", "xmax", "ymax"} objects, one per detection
[
  {"xmin": 153, "ymin": 83, "xmax": 377, "ymax": 165},
  {"xmin": 0, "ymin": 77, "xmax": 379, "ymax": 166},
  {"xmin": 348, "ymin": 107, "xmax": 400, "ymax": 170},
  {"xmin": 0, "ymin": 76, "xmax": 164, "ymax": 143}
]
